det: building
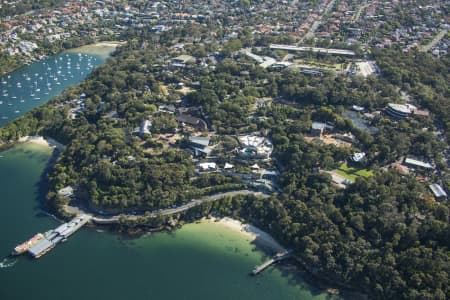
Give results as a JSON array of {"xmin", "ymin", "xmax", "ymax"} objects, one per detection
[
  {"xmin": 58, "ymin": 186, "xmax": 74, "ymax": 198},
  {"xmin": 411, "ymin": 109, "xmax": 430, "ymax": 118},
  {"xmin": 176, "ymin": 114, "xmax": 208, "ymax": 131},
  {"xmin": 224, "ymin": 163, "xmax": 234, "ymax": 170},
  {"xmin": 238, "ymin": 135, "xmax": 273, "ymax": 159},
  {"xmin": 311, "ymin": 122, "xmax": 327, "ymax": 136},
  {"xmin": 403, "ymin": 156, "xmax": 434, "ymax": 170},
  {"xmin": 385, "ymin": 103, "xmax": 414, "ymax": 118},
  {"xmin": 198, "ymin": 162, "xmax": 217, "ymax": 172},
  {"xmin": 172, "ymin": 54, "xmax": 195, "ymax": 67},
  {"xmin": 350, "ymin": 152, "xmax": 366, "ymax": 163},
  {"xmin": 189, "ymin": 136, "xmax": 211, "ymax": 156},
  {"xmin": 352, "ymin": 105, "xmax": 365, "ymax": 112},
  {"xmin": 429, "ymin": 183, "xmax": 447, "ymax": 199},
  {"xmin": 139, "ymin": 119, "xmax": 152, "ymax": 136}
]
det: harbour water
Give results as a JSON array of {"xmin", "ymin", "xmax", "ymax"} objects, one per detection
[
  {"xmin": 0, "ymin": 51, "xmax": 105, "ymax": 127},
  {"xmin": 0, "ymin": 144, "xmax": 337, "ymax": 300},
  {"xmin": 0, "ymin": 46, "xmax": 340, "ymax": 300}
]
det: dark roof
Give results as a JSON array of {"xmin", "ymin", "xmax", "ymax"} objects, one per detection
[
  {"xmin": 176, "ymin": 114, "xmax": 201, "ymax": 125},
  {"xmin": 176, "ymin": 114, "xmax": 208, "ymax": 130}
]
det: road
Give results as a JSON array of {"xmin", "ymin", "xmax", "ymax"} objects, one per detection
[
  {"xmin": 420, "ymin": 29, "xmax": 448, "ymax": 52},
  {"xmin": 301, "ymin": 0, "xmax": 337, "ymax": 42},
  {"xmin": 352, "ymin": 2, "xmax": 368, "ymax": 23},
  {"xmin": 66, "ymin": 190, "xmax": 269, "ymax": 224}
]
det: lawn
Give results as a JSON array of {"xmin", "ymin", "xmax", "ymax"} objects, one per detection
[{"xmin": 335, "ymin": 163, "xmax": 374, "ymax": 181}]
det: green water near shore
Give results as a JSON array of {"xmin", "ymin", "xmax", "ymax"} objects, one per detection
[{"xmin": 0, "ymin": 144, "xmax": 338, "ymax": 300}]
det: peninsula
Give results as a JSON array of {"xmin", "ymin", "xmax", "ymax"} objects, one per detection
[{"xmin": 1, "ymin": 1, "xmax": 449, "ymax": 299}]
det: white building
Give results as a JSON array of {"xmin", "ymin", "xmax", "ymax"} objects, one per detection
[{"xmin": 238, "ymin": 135, "xmax": 273, "ymax": 159}]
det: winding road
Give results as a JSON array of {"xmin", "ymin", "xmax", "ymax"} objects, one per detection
[{"xmin": 64, "ymin": 190, "xmax": 269, "ymax": 224}]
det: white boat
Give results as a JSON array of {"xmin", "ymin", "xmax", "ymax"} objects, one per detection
[
  {"xmin": 14, "ymin": 110, "xmax": 20, "ymax": 113},
  {"xmin": 0, "ymin": 101, "xmax": 3, "ymax": 104}
]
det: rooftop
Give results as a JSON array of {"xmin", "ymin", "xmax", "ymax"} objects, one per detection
[
  {"xmin": 28, "ymin": 238, "xmax": 54, "ymax": 257},
  {"xmin": 404, "ymin": 156, "xmax": 434, "ymax": 169},
  {"xmin": 189, "ymin": 136, "xmax": 210, "ymax": 147},
  {"xmin": 429, "ymin": 183, "xmax": 447, "ymax": 198},
  {"xmin": 387, "ymin": 103, "xmax": 413, "ymax": 114}
]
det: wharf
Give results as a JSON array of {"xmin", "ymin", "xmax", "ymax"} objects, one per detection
[
  {"xmin": 26, "ymin": 214, "xmax": 91, "ymax": 258},
  {"xmin": 251, "ymin": 250, "xmax": 293, "ymax": 275}
]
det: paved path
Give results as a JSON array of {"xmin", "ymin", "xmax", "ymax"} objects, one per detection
[
  {"xmin": 301, "ymin": 0, "xmax": 337, "ymax": 42},
  {"xmin": 420, "ymin": 29, "xmax": 448, "ymax": 52},
  {"xmin": 352, "ymin": 2, "xmax": 368, "ymax": 23},
  {"xmin": 64, "ymin": 190, "xmax": 269, "ymax": 224}
]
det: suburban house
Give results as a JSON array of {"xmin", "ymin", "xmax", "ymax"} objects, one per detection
[{"xmin": 176, "ymin": 114, "xmax": 208, "ymax": 131}]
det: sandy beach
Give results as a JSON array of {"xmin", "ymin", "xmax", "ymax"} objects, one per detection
[
  {"xmin": 66, "ymin": 41, "xmax": 126, "ymax": 59},
  {"xmin": 205, "ymin": 217, "xmax": 286, "ymax": 253},
  {"xmin": 18, "ymin": 135, "xmax": 64, "ymax": 150}
]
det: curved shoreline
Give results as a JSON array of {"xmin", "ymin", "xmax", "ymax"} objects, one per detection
[
  {"xmin": 203, "ymin": 217, "xmax": 286, "ymax": 253},
  {"xmin": 1, "ymin": 138, "xmax": 360, "ymax": 297},
  {"xmin": 0, "ymin": 41, "xmax": 123, "ymax": 77},
  {"xmin": 18, "ymin": 135, "xmax": 65, "ymax": 151}
]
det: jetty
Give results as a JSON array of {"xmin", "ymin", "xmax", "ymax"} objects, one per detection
[
  {"xmin": 251, "ymin": 250, "xmax": 293, "ymax": 275},
  {"xmin": 14, "ymin": 214, "xmax": 91, "ymax": 259}
]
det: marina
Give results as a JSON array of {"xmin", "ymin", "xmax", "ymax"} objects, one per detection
[{"xmin": 0, "ymin": 52, "xmax": 104, "ymax": 127}]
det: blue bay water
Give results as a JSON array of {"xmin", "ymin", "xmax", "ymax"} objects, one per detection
[{"xmin": 0, "ymin": 52, "xmax": 104, "ymax": 126}]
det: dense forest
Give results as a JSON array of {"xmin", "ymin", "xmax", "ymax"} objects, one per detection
[
  {"xmin": 374, "ymin": 49, "xmax": 450, "ymax": 141},
  {"xmin": 0, "ymin": 27, "xmax": 449, "ymax": 299}
]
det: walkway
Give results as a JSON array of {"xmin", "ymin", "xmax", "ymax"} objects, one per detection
[{"xmin": 252, "ymin": 250, "xmax": 293, "ymax": 275}]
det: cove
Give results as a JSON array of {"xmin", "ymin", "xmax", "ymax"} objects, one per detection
[
  {"xmin": 0, "ymin": 144, "xmax": 339, "ymax": 300},
  {"xmin": 0, "ymin": 43, "xmax": 117, "ymax": 127}
]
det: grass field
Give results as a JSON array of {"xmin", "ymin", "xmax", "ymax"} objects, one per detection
[{"xmin": 335, "ymin": 163, "xmax": 374, "ymax": 181}]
